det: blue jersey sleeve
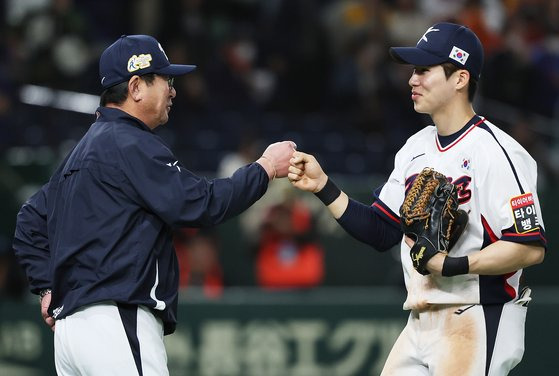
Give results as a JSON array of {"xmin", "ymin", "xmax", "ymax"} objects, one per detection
[
  {"xmin": 118, "ymin": 131, "xmax": 269, "ymax": 228},
  {"xmin": 13, "ymin": 184, "xmax": 51, "ymax": 294}
]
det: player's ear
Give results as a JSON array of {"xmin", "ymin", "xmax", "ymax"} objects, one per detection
[
  {"xmin": 456, "ymin": 70, "xmax": 470, "ymax": 91},
  {"xmin": 128, "ymin": 75, "xmax": 143, "ymax": 102}
]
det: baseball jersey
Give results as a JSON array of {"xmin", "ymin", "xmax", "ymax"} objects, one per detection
[{"xmin": 373, "ymin": 115, "xmax": 546, "ymax": 309}]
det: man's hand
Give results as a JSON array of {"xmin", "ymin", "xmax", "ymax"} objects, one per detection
[
  {"xmin": 40, "ymin": 292, "xmax": 55, "ymax": 331},
  {"xmin": 404, "ymin": 236, "xmax": 447, "ymax": 275},
  {"xmin": 257, "ymin": 141, "xmax": 297, "ymax": 179},
  {"xmin": 288, "ymin": 152, "xmax": 328, "ymax": 192}
]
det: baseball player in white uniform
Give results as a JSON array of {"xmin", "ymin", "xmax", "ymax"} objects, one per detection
[{"xmin": 288, "ymin": 22, "xmax": 546, "ymax": 375}]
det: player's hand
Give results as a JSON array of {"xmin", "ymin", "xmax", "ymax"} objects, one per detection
[
  {"xmin": 288, "ymin": 151, "xmax": 328, "ymax": 192},
  {"xmin": 404, "ymin": 236, "xmax": 444, "ymax": 275},
  {"xmin": 258, "ymin": 141, "xmax": 297, "ymax": 179},
  {"xmin": 40, "ymin": 292, "xmax": 56, "ymax": 331}
]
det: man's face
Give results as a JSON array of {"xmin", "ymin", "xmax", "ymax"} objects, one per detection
[
  {"xmin": 408, "ymin": 65, "xmax": 458, "ymax": 115},
  {"xmin": 140, "ymin": 74, "xmax": 176, "ymax": 129}
]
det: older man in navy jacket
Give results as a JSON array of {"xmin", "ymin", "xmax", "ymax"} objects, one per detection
[{"xmin": 13, "ymin": 34, "xmax": 296, "ymax": 376}]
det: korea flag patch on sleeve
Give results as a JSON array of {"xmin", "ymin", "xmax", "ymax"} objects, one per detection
[
  {"xmin": 510, "ymin": 193, "xmax": 540, "ymax": 233},
  {"xmin": 449, "ymin": 46, "xmax": 469, "ymax": 66}
]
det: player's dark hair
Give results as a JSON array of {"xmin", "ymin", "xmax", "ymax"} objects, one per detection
[
  {"xmin": 100, "ymin": 74, "xmax": 157, "ymax": 106},
  {"xmin": 441, "ymin": 62, "xmax": 477, "ymax": 102}
]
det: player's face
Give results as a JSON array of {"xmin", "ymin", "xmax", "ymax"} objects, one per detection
[
  {"xmin": 141, "ymin": 75, "xmax": 176, "ymax": 128},
  {"xmin": 408, "ymin": 65, "xmax": 457, "ymax": 115}
]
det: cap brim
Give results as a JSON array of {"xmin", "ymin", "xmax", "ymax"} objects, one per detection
[
  {"xmin": 389, "ymin": 47, "xmax": 446, "ymax": 67},
  {"xmin": 157, "ymin": 64, "xmax": 197, "ymax": 76}
]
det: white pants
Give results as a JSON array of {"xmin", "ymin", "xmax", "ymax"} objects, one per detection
[
  {"xmin": 54, "ymin": 301, "xmax": 168, "ymax": 376},
  {"xmin": 381, "ymin": 300, "xmax": 527, "ymax": 376}
]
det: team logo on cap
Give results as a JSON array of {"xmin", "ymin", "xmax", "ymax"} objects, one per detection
[
  {"xmin": 449, "ymin": 46, "xmax": 469, "ymax": 65},
  {"xmin": 127, "ymin": 54, "xmax": 153, "ymax": 72},
  {"xmin": 418, "ymin": 27, "xmax": 439, "ymax": 44}
]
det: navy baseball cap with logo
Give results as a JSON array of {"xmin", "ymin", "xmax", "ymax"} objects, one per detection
[
  {"xmin": 389, "ymin": 22, "xmax": 483, "ymax": 80},
  {"xmin": 99, "ymin": 35, "xmax": 196, "ymax": 89}
]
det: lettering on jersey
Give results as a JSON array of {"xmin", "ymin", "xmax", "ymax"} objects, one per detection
[
  {"xmin": 453, "ymin": 175, "xmax": 472, "ymax": 205},
  {"xmin": 405, "ymin": 173, "xmax": 472, "ymax": 205},
  {"xmin": 510, "ymin": 193, "xmax": 540, "ymax": 233},
  {"xmin": 404, "ymin": 173, "xmax": 420, "ymax": 192}
]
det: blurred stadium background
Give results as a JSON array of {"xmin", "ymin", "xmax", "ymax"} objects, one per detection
[{"xmin": 0, "ymin": 0, "xmax": 558, "ymax": 375}]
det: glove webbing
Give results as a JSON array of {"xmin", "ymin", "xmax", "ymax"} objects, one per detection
[{"xmin": 401, "ymin": 170, "xmax": 444, "ymax": 227}]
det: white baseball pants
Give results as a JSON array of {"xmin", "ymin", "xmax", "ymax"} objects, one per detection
[
  {"xmin": 381, "ymin": 300, "xmax": 528, "ymax": 376},
  {"xmin": 54, "ymin": 301, "xmax": 168, "ymax": 376}
]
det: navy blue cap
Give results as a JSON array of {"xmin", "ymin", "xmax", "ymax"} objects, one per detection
[
  {"xmin": 389, "ymin": 23, "xmax": 483, "ymax": 80},
  {"xmin": 99, "ymin": 35, "xmax": 196, "ymax": 89}
]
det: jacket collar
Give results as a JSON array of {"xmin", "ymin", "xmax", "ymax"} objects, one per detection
[{"xmin": 95, "ymin": 106, "xmax": 154, "ymax": 133}]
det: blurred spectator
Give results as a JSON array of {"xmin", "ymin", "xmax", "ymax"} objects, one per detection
[
  {"xmin": 14, "ymin": 0, "xmax": 96, "ymax": 91},
  {"xmin": 385, "ymin": 0, "xmax": 433, "ymax": 46},
  {"xmin": 254, "ymin": 198, "xmax": 325, "ymax": 290},
  {"xmin": 174, "ymin": 228, "xmax": 223, "ymax": 298},
  {"xmin": 458, "ymin": 0, "xmax": 504, "ymax": 54},
  {"xmin": 419, "ymin": 0, "xmax": 466, "ymax": 21},
  {"xmin": 530, "ymin": 25, "xmax": 559, "ymax": 117},
  {"xmin": 509, "ymin": 113, "xmax": 559, "ymax": 188},
  {"xmin": 217, "ymin": 133, "xmax": 261, "ymax": 178},
  {"xmin": 482, "ymin": 12, "xmax": 542, "ymax": 115}
]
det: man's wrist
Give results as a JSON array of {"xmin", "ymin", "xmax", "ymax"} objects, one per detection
[
  {"xmin": 314, "ymin": 178, "xmax": 341, "ymax": 206},
  {"xmin": 442, "ymin": 256, "xmax": 469, "ymax": 276},
  {"xmin": 257, "ymin": 156, "xmax": 276, "ymax": 180},
  {"xmin": 39, "ymin": 289, "xmax": 52, "ymax": 301}
]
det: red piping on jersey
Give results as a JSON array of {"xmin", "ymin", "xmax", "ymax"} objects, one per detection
[
  {"xmin": 372, "ymin": 202, "xmax": 400, "ymax": 224},
  {"xmin": 436, "ymin": 117, "xmax": 485, "ymax": 152},
  {"xmin": 481, "ymin": 215, "xmax": 499, "ymax": 243},
  {"xmin": 503, "ymin": 272, "xmax": 516, "ymax": 299},
  {"xmin": 506, "ymin": 231, "xmax": 547, "ymax": 246},
  {"xmin": 502, "ymin": 231, "xmax": 541, "ymax": 238}
]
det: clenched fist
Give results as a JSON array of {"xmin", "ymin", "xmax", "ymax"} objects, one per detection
[{"xmin": 288, "ymin": 152, "xmax": 328, "ymax": 192}]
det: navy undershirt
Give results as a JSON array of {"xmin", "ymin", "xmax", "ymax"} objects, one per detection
[{"xmin": 436, "ymin": 115, "xmax": 481, "ymax": 147}]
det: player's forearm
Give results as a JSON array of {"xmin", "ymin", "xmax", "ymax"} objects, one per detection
[
  {"xmin": 426, "ymin": 241, "xmax": 544, "ymax": 276},
  {"xmin": 312, "ymin": 176, "xmax": 348, "ymax": 218},
  {"xmin": 326, "ymin": 191, "xmax": 349, "ymax": 219},
  {"xmin": 467, "ymin": 241, "xmax": 544, "ymax": 275}
]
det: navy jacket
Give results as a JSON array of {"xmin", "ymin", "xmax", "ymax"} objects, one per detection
[{"xmin": 14, "ymin": 107, "xmax": 270, "ymax": 334}]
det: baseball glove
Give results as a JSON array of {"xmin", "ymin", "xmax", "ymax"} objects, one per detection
[{"xmin": 400, "ymin": 168, "xmax": 469, "ymax": 275}]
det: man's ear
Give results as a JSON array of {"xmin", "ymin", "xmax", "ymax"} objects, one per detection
[
  {"xmin": 456, "ymin": 69, "xmax": 470, "ymax": 90},
  {"xmin": 128, "ymin": 75, "xmax": 142, "ymax": 102}
]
